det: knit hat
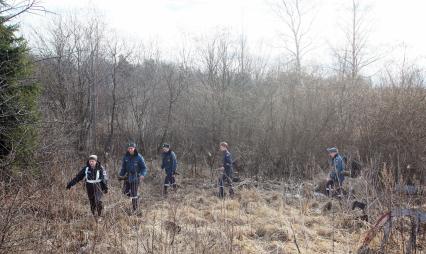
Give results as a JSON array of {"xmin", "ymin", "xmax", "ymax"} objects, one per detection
[
  {"xmin": 326, "ymin": 147, "xmax": 338, "ymax": 153},
  {"xmin": 220, "ymin": 142, "xmax": 229, "ymax": 149},
  {"xmin": 88, "ymin": 155, "xmax": 98, "ymax": 161},
  {"xmin": 127, "ymin": 143, "xmax": 136, "ymax": 148}
]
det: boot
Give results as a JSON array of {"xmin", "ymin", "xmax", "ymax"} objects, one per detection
[
  {"xmin": 219, "ymin": 187, "xmax": 224, "ymax": 198},
  {"xmin": 97, "ymin": 203, "xmax": 103, "ymax": 217},
  {"xmin": 90, "ymin": 203, "xmax": 96, "ymax": 216},
  {"xmin": 229, "ymin": 188, "xmax": 235, "ymax": 198},
  {"xmin": 132, "ymin": 198, "xmax": 138, "ymax": 211}
]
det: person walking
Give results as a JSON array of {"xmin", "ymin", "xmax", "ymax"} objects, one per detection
[
  {"xmin": 66, "ymin": 155, "xmax": 108, "ymax": 219},
  {"xmin": 161, "ymin": 143, "xmax": 178, "ymax": 195},
  {"xmin": 218, "ymin": 142, "xmax": 234, "ymax": 198},
  {"xmin": 119, "ymin": 143, "xmax": 148, "ymax": 212},
  {"xmin": 326, "ymin": 147, "xmax": 345, "ymax": 197}
]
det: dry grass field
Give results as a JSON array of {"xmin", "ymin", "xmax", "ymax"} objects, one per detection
[{"xmin": 1, "ymin": 164, "xmax": 424, "ymax": 254}]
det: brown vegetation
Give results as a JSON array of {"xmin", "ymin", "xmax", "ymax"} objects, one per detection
[{"xmin": 1, "ymin": 164, "xmax": 424, "ymax": 254}]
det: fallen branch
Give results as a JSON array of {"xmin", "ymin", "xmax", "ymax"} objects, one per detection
[
  {"xmin": 357, "ymin": 208, "xmax": 426, "ymax": 254},
  {"xmin": 289, "ymin": 220, "xmax": 301, "ymax": 254}
]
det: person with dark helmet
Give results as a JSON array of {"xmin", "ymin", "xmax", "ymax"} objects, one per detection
[
  {"xmin": 161, "ymin": 143, "xmax": 178, "ymax": 195},
  {"xmin": 326, "ymin": 147, "xmax": 345, "ymax": 196},
  {"xmin": 119, "ymin": 143, "xmax": 147, "ymax": 212},
  {"xmin": 66, "ymin": 155, "xmax": 108, "ymax": 219},
  {"xmin": 218, "ymin": 141, "xmax": 234, "ymax": 198}
]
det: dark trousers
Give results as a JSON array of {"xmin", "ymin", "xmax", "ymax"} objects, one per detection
[
  {"xmin": 123, "ymin": 180, "xmax": 139, "ymax": 210},
  {"xmin": 164, "ymin": 172, "xmax": 176, "ymax": 194},
  {"xmin": 326, "ymin": 177, "xmax": 344, "ymax": 197},
  {"xmin": 218, "ymin": 171, "xmax": 234, "ymax": 198},
  {"xmin": 86, "ymin": 183, "xmax": 103, "ymax": 216}
]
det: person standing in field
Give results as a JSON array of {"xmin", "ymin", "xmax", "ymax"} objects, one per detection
[
  {"xmin": 119, "ymin": 143, "xmax": 147, "ymax": 212},
  {"xmin": 161, "ymin": 143, "xmax": 178, "ymax": 195},
  {"xmin": 326, "ymin": 147, "xmax": 345, "ymax": 196},
  {"xmin": 218, "ymin": 141, "xmax": 234, "ymax": 198},
  {"xmin": 66, "ymin": 155, "xmax": 108, "ymax": 220}
]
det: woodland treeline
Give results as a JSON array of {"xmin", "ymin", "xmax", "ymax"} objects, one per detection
[{"xmin": 1, "ymin": 1, "xmax": 425, "ymax": 185}]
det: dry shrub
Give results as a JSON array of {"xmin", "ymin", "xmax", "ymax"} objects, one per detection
[
  {"xmin": 254, "ymin": 224, "xmax": 289, "ymax": 242},
  {"xmin": 316, "ymin": 227, "xmax": 333, "ymax": 239},
  {"xmin": 305, "ymin": 217, "xmax": 319, "ymax": 228}
]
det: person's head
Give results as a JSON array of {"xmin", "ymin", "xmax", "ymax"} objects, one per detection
[
  {"xmin": 219, "ymin": 141, "xmax": 229, "ymax": 152},
  {"xmin": 88, "ymin": 155, "xmax": 98, "ymax": 167},
  {"xmin": 127, "ymin": 143, "xmax": 136, "ymax": 155},
  {"xmin": 327, "ymin": 147, "xmax": 338, "ymax": 157},
  {"xmin": 162, "ymin": 143, "xmax": 170, "ymax": 153}
]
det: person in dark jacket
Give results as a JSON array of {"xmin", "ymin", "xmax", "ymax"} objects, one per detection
[
  {"xmin": 66, "ymin": 155, "xmax": 108, "ymax": 218},
  {"xmin": 326, "ymin": 147, "xmax": 345, "ymax": 196},
  {"xmin": 119, "ymin": 143, "xmax": 148, "ymax": 212},
  {"xmin": 218, "ymin": 142, "xmax": 234, "ymax": 198},
  {"xmin": 161, "ymin": 143, "xmax": 177, "ymax": 195}
]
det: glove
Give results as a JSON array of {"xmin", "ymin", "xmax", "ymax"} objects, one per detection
[
  {"xmin": 66, "ymin": 183, "xmax": 72, "ymax": 190},
  {"xmin": 103, "ymin": 188, "xmax": 108, "ymax": 194}
]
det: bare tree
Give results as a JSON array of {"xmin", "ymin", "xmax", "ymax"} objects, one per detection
[
  {"xmin": 332, "ymin": 0, "xmax": 378, "ymax": 81},
  {"xmin": 0, "ymin": 0, "xmax": 45, "ymax": 23},
  {"xmin": 105, "ymin": 37, "xmax": 133, "ymax": 155},
  {"xmin": 197, "ymin": 32, "xmax": 238, "ymax": 147},
  {"xmin": 127, "ymin": 51, "xmax": 161, "ymax": 153},
  {"xmin": 272, "ymin": 0, "xmax": 314, "ymax": 78},
  {"xmin": 32, "ymin": 12, "xmax": 108, "ymax": 155},
  {"xmin": 158, "ymin": 63, "xmax": 188, "ymax": 149}
]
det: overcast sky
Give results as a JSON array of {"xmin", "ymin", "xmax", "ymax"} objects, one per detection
[{"xmin": 20, "ymin": 0, "xmax": 426, "ymax": 75}]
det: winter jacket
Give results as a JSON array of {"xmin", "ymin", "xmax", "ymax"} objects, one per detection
[
  {"xmin": 223, "ymin": 150, "xmax": 233, "ymax": 176},
  {"xmin": 330, "ymin": 154, "xmax": 345, "ymax": 184},
  {"xmin": 67, "ymin": 161, "xmax": 108, "ymax": 192},
  {"xmin": 119, "ymin": 150, "xmax": 147, "ymax": 183},
  {"xmin": 161, "ymin": 150, "xmax": 177, "ymax": 175}
]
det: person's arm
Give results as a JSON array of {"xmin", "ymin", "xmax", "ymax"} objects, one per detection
[
  {"xmin": 100, "ymin": 167, "xmax": 108, "ymax": 193},
  {"xmin": 336, "ymin": 157, "xmax": 344, "ymax": 173},
  {"xmin": 138, "ymin": 155, "xmax": 147, "ymax": 177},
  {"xmin": 172, "ymin": 152, "xmax": 177, "ymax": 172},
  {"xmin": 161, "ymin": 154, "xmax": 165, "ymax": 170},
  {"xmin": 66, "ymin": 167, "xmax": 86, "ymax": 189},
  {"xmin": 119, "ymin": 157, "xmax": 126, "ymax": 177},
  {"xmin": 224, "ymin": 153, "xmax": 232, "ymax": 170}
]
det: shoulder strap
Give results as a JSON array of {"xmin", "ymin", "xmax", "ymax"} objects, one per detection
[
  {"xmin": 85, "ymin": 166, "xmax": 102, "ymax": 183},
  {"xmin": 84, "ymin": 167, "xmax": 89, "ymax": 180}
]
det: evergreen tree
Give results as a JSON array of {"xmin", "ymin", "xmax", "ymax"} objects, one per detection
[{"xmin": 0, "ymin": 14, "xmax": 39, "ymax": 176}]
